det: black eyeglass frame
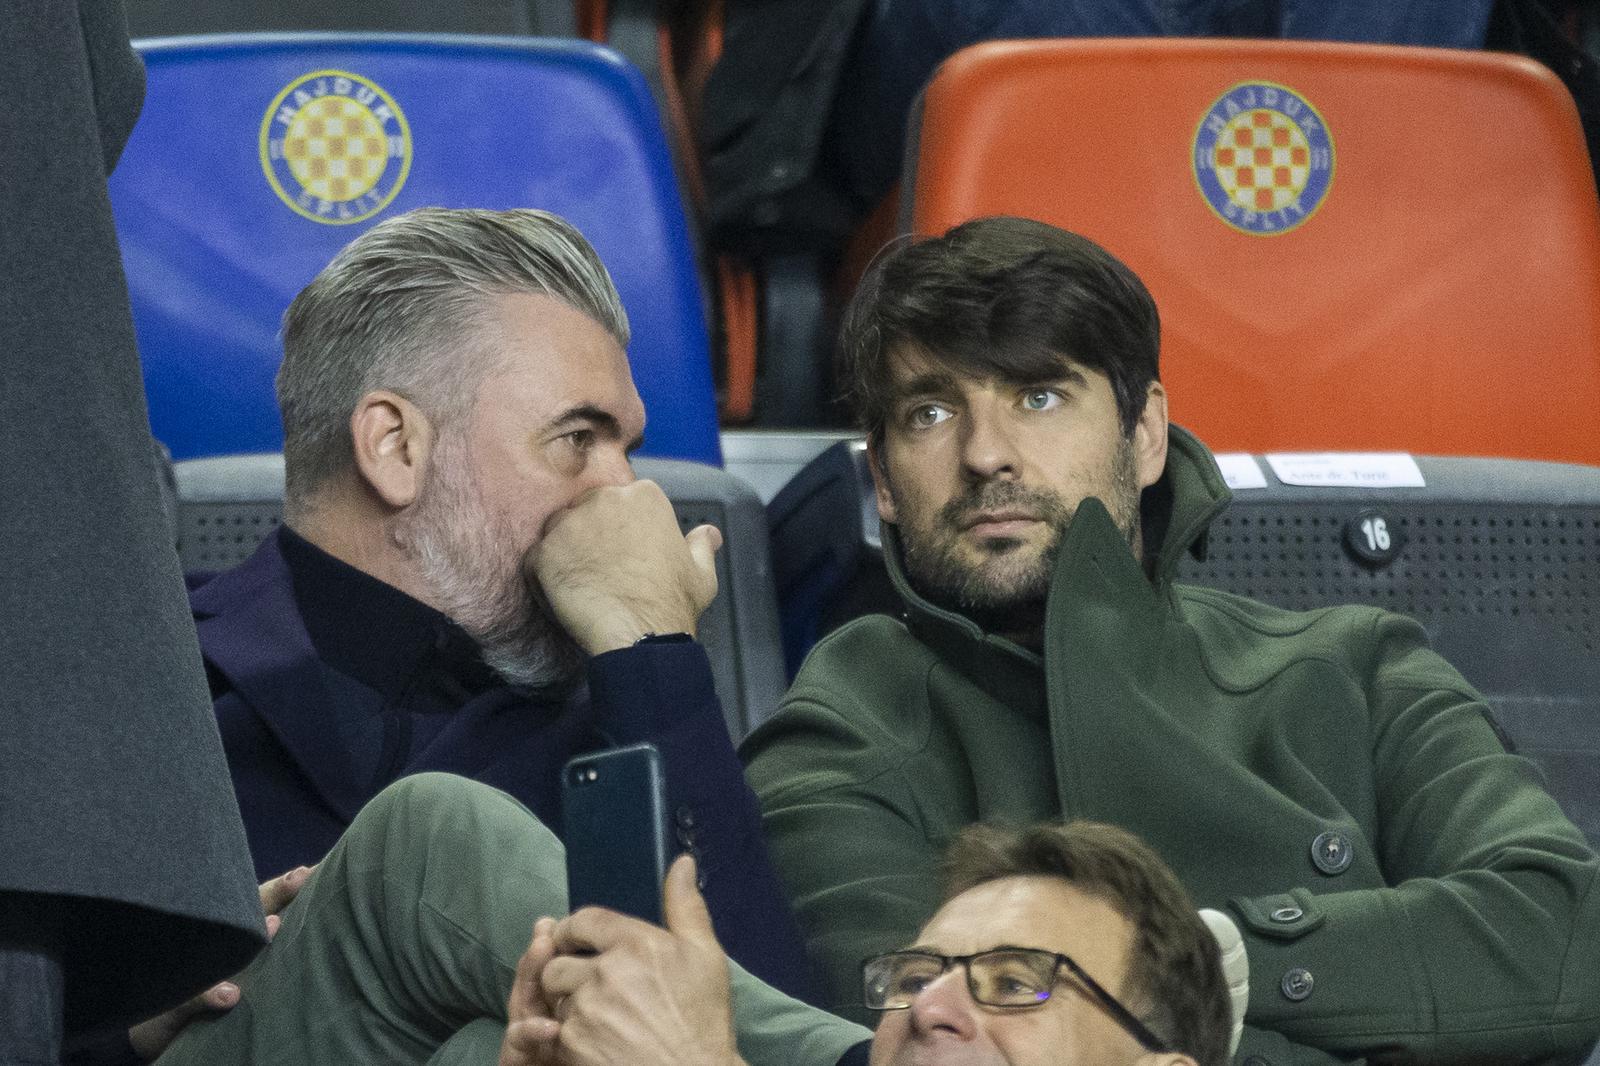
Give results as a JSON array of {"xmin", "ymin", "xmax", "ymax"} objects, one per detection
[{"xmin": 860, "ymin": 945, "xmax": 1172, "ymax": 1054}]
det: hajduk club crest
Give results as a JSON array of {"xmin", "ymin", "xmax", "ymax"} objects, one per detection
[
  {"xmin": 260, "ymin": 69, "xmax": 412, "ymax": 225},
  {"xmin": 1193, "ymin": 82, "xmax": 1333, "ymax": 236}
]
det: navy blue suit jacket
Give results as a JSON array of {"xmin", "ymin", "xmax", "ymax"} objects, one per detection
[{"xmin": 189, "ymin": 530, "xmax": 819, "ymax": 1001}]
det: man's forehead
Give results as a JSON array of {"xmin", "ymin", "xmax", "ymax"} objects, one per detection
[
  {"xmin": 915, "ymin": 876, "xmax": 1131, "ymax": 962},
  {"xmin": 883, "ymin": 345, "xmax": 1093, "ymax": 394},
  {"xmin": 475, "ymin": 292, "xmax": 644, "ymax": 425}
]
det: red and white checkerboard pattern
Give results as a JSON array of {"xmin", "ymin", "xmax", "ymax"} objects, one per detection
[{"xmin": 1211, "ymin": 108, "xmax": 1312, "ymax": 213}]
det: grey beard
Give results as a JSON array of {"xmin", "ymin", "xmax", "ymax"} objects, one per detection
[
  {"xmin": 479, "ymin": 627, "xmax": 586, "ymax": 696},
  {"xmin": 411, "ymin": 523, "xmax": 585, "ymax": 693},
  {"xmin": 402, "ymin": 456, "xmax": 586, "ymax": 693},
  {"xmin": 454, "ymin": 574, "xmax": 585, "ymax": 694}
]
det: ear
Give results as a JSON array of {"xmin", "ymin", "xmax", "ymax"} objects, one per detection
[
  {"xmin": 866, "ymin": 437, "xmax": 898, "ymax": 525},
  {"xmin": 349, "ymin": 390, "xmax": 434, "ymax": 511},
  {"xmin": 1131, "ymin": 381, "xmax": 1169, "ymax": 491}
]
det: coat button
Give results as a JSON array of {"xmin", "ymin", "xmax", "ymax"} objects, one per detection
[
  {"xmin": 1281, "ymin": 968, "xmax": 1315, "ymax": 1002},
  {"xmin": 1311, "ymin": 831, "xmax": 1353, "ymax": 875},
  {"xmin": 1270, "ymin": 905, "xmax": 1304, "ymax": 923},
  {"xmin": 675, "ymin": 805, "xmax": 696, "ymax": 830}
]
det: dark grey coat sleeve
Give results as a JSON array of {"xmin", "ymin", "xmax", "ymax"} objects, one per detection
[{"xmin": 0, "ymin": 0, "xmax": 265, "ymax": 1032}]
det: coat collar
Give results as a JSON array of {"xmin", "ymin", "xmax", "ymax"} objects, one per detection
[
  {"xmin": 191, "ymin": 531, "xmax": 373, "ymax": 822},
  {"xmin": 883, "ymin": 425, "xmax": 1233, "ymax": 706}
]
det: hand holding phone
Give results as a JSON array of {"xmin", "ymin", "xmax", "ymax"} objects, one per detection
[{"xmin": 531, "ymin": 855, "xmax": 747, "ymax": 1066}]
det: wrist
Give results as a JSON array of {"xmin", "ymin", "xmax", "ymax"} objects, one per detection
[
  {"xmin": 583, "ymin": 621, "xmax": 696, "ymax": 655},
  {"xmin": 634, "ymin": 631, "xmax": 693, "ymax": 647}
]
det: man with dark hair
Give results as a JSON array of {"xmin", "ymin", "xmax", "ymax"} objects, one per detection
[
  {"xmin": 743, "ymin": 216, "xmax": 1600, "ymax": 1063},
  {"xmin": 496, "ymin": 816, "xmax": 1236, "ymax": 1066}
]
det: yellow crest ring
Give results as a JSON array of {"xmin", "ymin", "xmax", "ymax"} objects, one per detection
[{"xmin": 260, "ymin": 69, "xmax": 412, "ymax": 225}]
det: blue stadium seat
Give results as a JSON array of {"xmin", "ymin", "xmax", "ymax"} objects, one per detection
[{"xmin": 110, "ymin": 34, "xmax": 720, "ymax": 465}]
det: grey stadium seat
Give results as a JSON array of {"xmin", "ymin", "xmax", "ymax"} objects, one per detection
[
  {"xmin": 767, "ymin": 442, "xmax": 1600, "ymax": 850},
  {"xmin": 173, "ymin": 453, "xmax": 787, "ymax": 740},
  {"xmin": 1175, "ymin": 454, "xmax": 1600, "ymax": 849}
]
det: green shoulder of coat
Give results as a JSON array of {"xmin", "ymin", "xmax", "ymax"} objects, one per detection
[
  {"xmin": 1170, "ymin": 583, "xmax": 1478, "ymax": 699},
  {"xmin": 742, "ymin": 614, "xmax": 938, "ymax": 798}
]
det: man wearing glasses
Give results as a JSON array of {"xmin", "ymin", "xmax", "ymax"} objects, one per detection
[
  {"xmin": 860, "ymin": 820, "xmax": 1232, "ymax": 1066},
  {"xmin": 500, "ymin": 819, "xmax": 1236, "ymax": 1066}
]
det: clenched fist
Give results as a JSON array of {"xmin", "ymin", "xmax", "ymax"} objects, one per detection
[{"xmin": 534, "ymin": 480, "xmax": 721, "ymax": 655}]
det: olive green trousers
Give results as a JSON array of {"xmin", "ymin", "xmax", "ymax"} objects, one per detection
[{"xmin": 158, "ymin": 773, "xmax": 869, "ymax": 1066}]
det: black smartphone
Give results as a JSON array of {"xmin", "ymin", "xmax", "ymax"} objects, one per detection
[{"xmin": 561, "ymin": 742, "xmax": 672, "ymax": 925}]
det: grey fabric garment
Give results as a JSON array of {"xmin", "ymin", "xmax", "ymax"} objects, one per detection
[
  {"xmin": 0, "ymin": 942, "xmax": 64, "ymax": 1064},
  {"xmin": 0, "ymin": 0, "xmax": 264, "ymax": 1032}
]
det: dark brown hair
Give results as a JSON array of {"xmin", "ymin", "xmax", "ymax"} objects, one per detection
[
  {"xmin": 943, "ymin": 821, "xmax": 1230, "ymax": 1066},
  {"xmin": 838, "ymin": 217, "xmax": 1160, "ymax": 444}
]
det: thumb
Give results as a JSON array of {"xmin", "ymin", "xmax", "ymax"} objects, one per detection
[
  {"xmin": 685, "ymin": 523, "xmax": 722, "ymax": 581},
  {"xmin": 662, "ymin": 853, "xmax": 717, "ymax": 945}
]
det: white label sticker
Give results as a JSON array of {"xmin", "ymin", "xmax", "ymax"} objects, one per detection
[
  {"xmin": 1214, "ymin": 453, "xmax": 1268, "ymax": 490},
  {"xmin": 1264, "ymin": 453, "xmax": 1426, "ymax": 488}
]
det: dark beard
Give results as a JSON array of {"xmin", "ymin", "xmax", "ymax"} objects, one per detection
[
  {"xmin": 893, "ymin": 443, "xmax": 1142, "ymax": 638},
  {"xmin": 899, "ymin": 480, "xmax": 1072, "ymax": 621}
]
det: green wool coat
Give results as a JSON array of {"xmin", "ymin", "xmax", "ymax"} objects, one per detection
[{"xmin": 743, "ymin": 427, "xmax": 1600, "ymax": 1065}]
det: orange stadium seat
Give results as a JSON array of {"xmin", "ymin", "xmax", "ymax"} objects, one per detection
[{"xmin": 904, "ymin": 39, "xmax": 1600, "ymax": 466}]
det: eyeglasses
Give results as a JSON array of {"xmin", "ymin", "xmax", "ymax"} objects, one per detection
[{"xmin": 861, "ymin": 946, "xmax": 1171, "ymax": 1053}]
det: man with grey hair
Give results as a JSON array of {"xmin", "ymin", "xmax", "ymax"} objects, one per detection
[{"xmin": 123, "ymin": 207, "xmax": 818, "ymax": 1059}]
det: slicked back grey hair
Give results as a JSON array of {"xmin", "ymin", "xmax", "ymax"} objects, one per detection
[{"xmin": 277, "ymin": 207, "xmax": 630, "ymax": 515}]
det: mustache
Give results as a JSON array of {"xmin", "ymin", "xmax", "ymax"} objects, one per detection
[{"xmin": 938, "ymin": 481, "xmax": 1068, "ymax": 527}]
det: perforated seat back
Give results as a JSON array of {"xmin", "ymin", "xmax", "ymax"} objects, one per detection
[
  {"xmin": 113, "ymin": 34, "xmax": 719, "ymax": 465},
  {"xmin": 174, "ymin": 455, "xmax": 287, "ymax": 574},
  {"xmin": 1178, "ymin": 455, "xmax": 1600, "ymax": 847},
  {"xmin": 905, "ymin": 39, "xmax": 1600, "ymax": 464},
  {"xmin": 175, "ymin": 454, "xmax": 783, "ymax": 739}
]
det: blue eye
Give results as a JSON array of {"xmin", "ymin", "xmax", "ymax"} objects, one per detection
[{"xmin": 1021, "ymin": 389, "xmax": 1061, "ymax": 411}]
